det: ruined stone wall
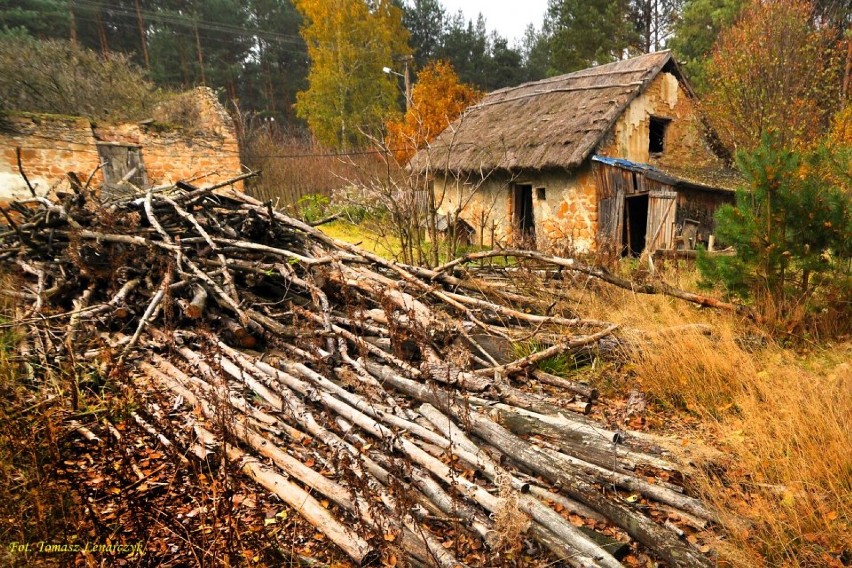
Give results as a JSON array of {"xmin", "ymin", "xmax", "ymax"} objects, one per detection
[
  {"xmin": 94, "ymin": 88, "xmax": 242, "ymax": 187},
  {"xmin": 0, "ymin": 88, "xmax": 242, "ymax": 201},
  {"xmin": 0, "ymin": 114, "xmax": 100, "ymax": 200},
  {"xmin": 93, "ymin": 125, "xmax": 241, "ymax": 188}
]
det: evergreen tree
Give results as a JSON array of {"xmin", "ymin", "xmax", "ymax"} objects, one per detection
[
  {"xmin": 544, "ymin": 0, "xmax": 634, "ymax": 73},
  {"xmin": 486, "ymin": 32, "xmax": 525, "ymax": 90},
  {"xmin": 237, "ymin": 0, "xmax": 308, "ymax": 121},
  {"xmin": 0, "ymin": 0, "xmax": 70, "ymax": 39},
  {"xmin": 436, "ymin": 11, "xmax": 491, "ymax": 87},
  {"xmin": 697, "ymin": 137, "xmax": 851, "ymax": 326},
  {"xmin": 519, "ymin": 24, "xmax": 551, "ymax": 81},
  {"xmin": 628, "ymin": 0, "xmax": 683, "ymax": 52},
  {"xmin": 667, "ymin": 0, "xmax": 743, "ymax": 92},
  {"xmin": 402, "ymin": 0, "xmax": 444, "ymax": 70}
]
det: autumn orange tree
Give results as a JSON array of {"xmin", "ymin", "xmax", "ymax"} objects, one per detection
[
  {"xmin": 385, "ymin": 60, "xmax": 482, "ymax": 164},
  {"xmin": 294, "ymin": 0, "xmax": 410, "ymax": 149},
  {"xmin": 703, "ymin": 0, "xmax": 845, "ymax": 152}
]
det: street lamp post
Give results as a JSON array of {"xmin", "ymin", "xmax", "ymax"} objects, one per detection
[{"xmin": 383, "ymin": 59, "xmax": 412, "ymax": 111}]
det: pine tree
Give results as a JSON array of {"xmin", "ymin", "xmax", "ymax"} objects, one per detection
[
  {"xmin": 544, "ymin": 0, "xmax": 634, "ymax": 73},
  {"xmin": 697, "ymin": 137, "xmax": 851, "ymax": 326},
  {"xmin": 667, "ymin": 0, "xmax": 744, "ymax": 93},
  {"xmin": 402, "ymin": 0, "xmax": 444, "ymax": 70}
]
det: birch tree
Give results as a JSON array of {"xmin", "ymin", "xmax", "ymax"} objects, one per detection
[{"xmin": 294, "ymin": 0, "xmax": 410, "ymax": 149}]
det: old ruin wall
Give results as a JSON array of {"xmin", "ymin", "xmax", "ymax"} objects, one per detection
[{"xmin": 0, "ymin": 88, "xmax": 241, "ymax": 200}]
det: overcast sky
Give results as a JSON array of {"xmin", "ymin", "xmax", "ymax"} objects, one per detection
[{"xmin": 439, "ymin": 0, "xmax": 550, "ymax": 45}]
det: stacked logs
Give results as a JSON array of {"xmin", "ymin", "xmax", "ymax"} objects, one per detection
[{"xmin": 0, "ymin": 178, "xmax": 716, "ymax": 567}]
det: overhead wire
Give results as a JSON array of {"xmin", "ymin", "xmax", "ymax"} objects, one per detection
[{"xmin": 72, "ymin": 0, "xmax": 306, "ymax": 46}]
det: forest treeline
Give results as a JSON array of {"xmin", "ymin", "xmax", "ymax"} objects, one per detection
[{"xmin": 1, "ymin": 0, "xmax": 849, "ymax": 144}]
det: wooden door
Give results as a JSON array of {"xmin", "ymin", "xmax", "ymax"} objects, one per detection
[
  {"xmin": 646, "ymin": 190, "xmax": 677, "ymax": 251},
  {"xmin": 97, "ymin": 144, "xmax": 148, "ymax": 190},
  {"xmin": 595, "ymin": 167, "xmax": 625, "ymax": 255}
]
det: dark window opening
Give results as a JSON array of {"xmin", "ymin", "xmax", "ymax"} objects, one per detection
[
  {"xmin": 649, "ymin": 117, "xmax": 670, "ymax": 154},
  {"xmin": 622, "ymin": 194, "xmax": 649, "ymax": 257},
  {"xmin": 513, "ymin": 184, "xmax": 535, "ymax": 242},
  {"xmin": 536, "ymin": 187, "xmax": 546, "ymax": 200}
]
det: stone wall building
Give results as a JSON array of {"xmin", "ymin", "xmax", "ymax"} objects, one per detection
[
  {"xmin": 0, "ymin": 87, "xmax": 242, "ymax": 201},
  {"xmin": 411, "ymin": 51, "xmax": 739, "ymax": 255}
]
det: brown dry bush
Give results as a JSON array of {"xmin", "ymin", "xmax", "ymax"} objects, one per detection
[{"xmin": 239, "ymin": 123, "xmax": 390, "ymax": 215}]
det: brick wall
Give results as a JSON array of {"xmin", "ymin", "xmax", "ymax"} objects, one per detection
[
  {"xmin": 0, "ymin": 88, "xmax": 242, "ymax": 201},
  {"xmin": 0, "ymin": 114, "xmax": 100, "ymax": 200},
  {"xmin": 94, "ymin": 88, "xmax": 242, "ymax": 188}
]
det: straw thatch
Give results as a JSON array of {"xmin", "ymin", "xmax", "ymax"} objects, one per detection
[{"xmin": 411, "ymin": 51, "xmax": 681, "ymax": 174}]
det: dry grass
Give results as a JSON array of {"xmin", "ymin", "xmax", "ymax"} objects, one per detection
[
  {"xmin": 0, "ymin": 320, "xmax": 85, "ymax": 566},
  {"xmin": 492, "ymin": 473, "xmax": 531, "ymax": 554},
  {"xmin": 702, "ymin": 348, "xmax": 851, "ymax": 567},
  {"xmin": 542, "ymin": 261, "xmax": 851, "ymax": 567}
]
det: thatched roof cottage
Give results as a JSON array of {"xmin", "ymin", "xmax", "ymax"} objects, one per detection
[{"xmin": 411, "ymin": 51, "xmax": 738, "ymax": 255}]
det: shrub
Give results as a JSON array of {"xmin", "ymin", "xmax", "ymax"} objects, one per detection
[
  {"xmin": 0, "ymin": 34, "xmax": 160, "ymax": 122},
  {"xmin": 697, "ymin": 137, "xmax": 851, "ymax": 334},
  {"xmin": 296, "ymin": 193, "xmax": 331, "ymax": 224}
]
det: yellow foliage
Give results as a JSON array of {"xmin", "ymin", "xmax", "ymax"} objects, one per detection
[
  {"xmin": 385, "ymin": 60, "xmax": 483, "ymax": 164},
  {"xmin": 294, "ymin": 0, "xmax": 410, "ymax": 149},
  {"xmin": 704, "ymin": 0, "xmax": 844, "ymax": 152},
  {"xmin": 826, "ymin": 104, "xmax": 852, "ymax": 147}
]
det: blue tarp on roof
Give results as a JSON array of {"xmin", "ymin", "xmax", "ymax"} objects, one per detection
[{"xmin": 591, "ymin": 155, "xmax": 656, "ymax": 171}]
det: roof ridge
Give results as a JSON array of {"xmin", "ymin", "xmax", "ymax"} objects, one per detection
[{"xmin": 487, "ymin": 51, "xmax": 671, "ymax": 97}]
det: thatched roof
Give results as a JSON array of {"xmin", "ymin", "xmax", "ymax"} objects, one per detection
[{"xmin": 411, "ymin": 51, "xmax": 682, "ymax": 174}]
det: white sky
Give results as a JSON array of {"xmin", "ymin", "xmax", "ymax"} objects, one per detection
[{"xmin": 439, "ymin": 0, "xmax": 550, "ymax": 45}]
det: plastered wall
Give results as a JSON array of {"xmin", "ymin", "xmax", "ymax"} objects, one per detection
[
  {"xmin": 597, "ymin": 72, "xmax": 721, "ymax": 170},
  {"xmin": 435, "ymin": 164, "xmax": 599, "ymax": 252}
]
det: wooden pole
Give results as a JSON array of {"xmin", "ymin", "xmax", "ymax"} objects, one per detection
[
  {"xmin": 194, "ymin": 22, "xmax": 206, "ymax": 85},
  {"xmin": 134, "ymin": 0, "xmax": 150, "ymax": 69},
  {"xmin": 68, "ymin": 0, "xmax": 77, "ymax": 44}
]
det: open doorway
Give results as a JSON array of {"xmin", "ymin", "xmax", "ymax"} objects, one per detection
[
  {"xmin": 622, "ymin": 193, "xmax": 648, "ymax": 256},
  {"xmin": 513, "ymin": 184, "xmax": 535, "ymax": 243}
]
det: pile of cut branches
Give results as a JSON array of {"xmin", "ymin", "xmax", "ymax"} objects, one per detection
[{"xmin": 0, "ymin": 179, "xmax": 719, "ymax": 567}]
